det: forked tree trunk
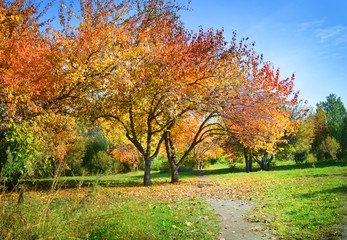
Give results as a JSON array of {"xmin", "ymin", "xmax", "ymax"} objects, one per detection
[
  {"xmin": 254, "ymin": 153, "xmax": 273, "ymax": 171},
  {"xmin": 165, "ymin": 131, "xmax": 181, "ymax": 183},
  {"xmin": 167, "ymin": 150, "xmax": 180, "ymax": 183}
]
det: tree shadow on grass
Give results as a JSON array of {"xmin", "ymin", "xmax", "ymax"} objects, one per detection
[
  {"xmin": 271, "ymin": 161, "xmax": 347, "ymax": 172},
  {"xmin": 196, "ymin": 161, "xmax": 347, "ymax": 177},
  {"xmin": 21, "ymin": 175, "xmax": 145, "ymax": 191},
  {"xmin": 200, "ymin": 166, "xmax": 248, "ymax": 176},
  {"xmin": 302, "ymin": 172, "xmax": 347, "ymax": 178},
  {"xmin": 21, "ymin": 170, "xmax": 199, "ymax": 191},
  {"xmin": 297, "ymin": 185, "xmax": 347, "ymax": 199}
]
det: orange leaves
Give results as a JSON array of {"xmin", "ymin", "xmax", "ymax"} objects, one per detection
[
  {"xmin": 111, "ymin": 144, "xmax": 142, "ymax": 169},
  {"xmin": 220, "ymin": 54, "xmax": 301, "ymax": 155},
  {"xmin": 0, "ymin": 1, "xmax": 57, "ymax": 120},
  {"xmin": 0, "ymin": 0, "xmax": 303, "ymax": 186}
]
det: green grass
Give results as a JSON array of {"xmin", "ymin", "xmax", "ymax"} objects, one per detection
[
  {"xmin": 205, "ymin": 160, "xmax": 347, "ymax": 239},
  {"xmin": 0, "ymin": 187, "xmax": 219, "ymax": 239},
  {"xmin": 1, "ymin": 160, "xmax": 346, "ymax": 239},
  {"xmin": 86, "ymin": 199, "xmax": 219, "ymax": 240}
]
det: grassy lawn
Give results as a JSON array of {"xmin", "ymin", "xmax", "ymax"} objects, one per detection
[
  {"xmin": 0, "ymin": 182, "xmax": 220, "ymax": 239},
  {"xmin": 0, "ymin": 160, "xmax": 346, "ymax": 239},
  {"xmin": 205, "ymin": 161, "xmax": 347, "ymax": 239}
]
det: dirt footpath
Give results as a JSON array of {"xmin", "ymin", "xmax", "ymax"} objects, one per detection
[
  {"xmin": 195, "ymin": 172, "xmax": 276, "ymax": 239},
  {"xmin": 207, "ymin": 199, "xmax": 277, "ymax": 240}
]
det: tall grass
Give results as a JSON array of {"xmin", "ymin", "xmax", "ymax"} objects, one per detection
[{"xmin": 0, "ymin": 175, "xmax": 219, "ymax": 239}]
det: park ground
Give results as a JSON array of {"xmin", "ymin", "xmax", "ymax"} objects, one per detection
[{"xmin": 0, "ymin": 161, "xmax": 346, "ymax": 239}]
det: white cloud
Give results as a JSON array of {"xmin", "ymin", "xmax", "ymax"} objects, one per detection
[
  {"xmin": 298, "ymin": 21, "xmax": 347, "ymax": 46},
  {"xmin": 315, "ymin": 25, "xmax": 346, "ymax": 42},
  {"xmin": 298, "ymin": 20, "xmax": 324, "ymax": 31}
]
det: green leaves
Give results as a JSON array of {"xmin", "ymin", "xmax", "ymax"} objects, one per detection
[{"xmin": 1, "ymin": 112, "xmax": 84, "ymax": 179}]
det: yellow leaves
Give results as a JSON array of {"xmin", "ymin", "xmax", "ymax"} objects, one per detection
[
  {"xmin": 172, "ymin": 225, "xmax": 180, "ymax": 229},
  {"xmin": 10, "ymin": 15, "xmax": 23, "ymax": 22},
  {"xmin": 0, "ymin": 12, "xmax": 23, "ymax": 22},
  {"xmin": 185, "ymin": 220, "xmax": 192, "ymax": 227}
]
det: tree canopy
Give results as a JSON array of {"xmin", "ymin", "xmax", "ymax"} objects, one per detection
[{"xmin": 1, "ymin": 0, "xmax": 303, "ymax": 187}]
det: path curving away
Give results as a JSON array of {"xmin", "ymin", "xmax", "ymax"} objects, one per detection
[
  {"xmin": 195, "ymin": 171, "xmax": 277, "ymax": 240},
  {"xmin": 207, "ymin": 199, "xmax": 277, "ymax": 240}
]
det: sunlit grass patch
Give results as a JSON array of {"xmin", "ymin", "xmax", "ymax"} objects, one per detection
[
  {"xmin": 0, "ymin": 184, "xmax": 220, "ymax": 240},
  {"xmin": 203, "ymin": 161, "xmax": 347, "ymax": 240},
  {"xmin": 1, "ymin": 160, "xmax": 346, "ymax": 239}
]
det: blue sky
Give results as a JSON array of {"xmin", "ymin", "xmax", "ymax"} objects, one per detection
[{"xmin": 180, "ymin": 0, "xmax": 347, "ymax": 107}]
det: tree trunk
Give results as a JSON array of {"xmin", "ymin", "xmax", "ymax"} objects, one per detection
[
  {"xmin": 51, "ymin": 159, "xmax": 58, "ymax": 178},
  {"xmin": 244, "ymin": 147, "xmax": 252, "ymax": 173},
  {"xmin": 257, "ymin": 160, "xmax": 266, "ymax": 170},
  {"xmin": 143, "ymin": 160, "xmax": 152, "ymax": 186},
  {"xmin": 255, "ymin": 153, "xmax": 273, "ymax": 171},
  {"xmin": 170, "ymin": 164, "xmax": 179, "ymax": 183},
  {"xmin": 247, "ymin": 158, "xmax": 252, "ymax": 172}
]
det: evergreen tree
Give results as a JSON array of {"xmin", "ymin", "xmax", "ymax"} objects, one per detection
[{"xmin": 317, "ymin": 94, "xmax": 346, "ymax": 144}]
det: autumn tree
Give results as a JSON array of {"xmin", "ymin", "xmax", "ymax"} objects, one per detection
[
  {"xmin": 0, "ymin": 0, "xmax": 133, "ymax": 185},
  {"xmin": 311, "ymin": 106, "xmax": 329, "ymax": 160},
  {"xmin": 0, "ymin": 0, "xmax": 303, "ymax": 187},
  {"xmin": 0, "ymin": 0, "xmax": 56, "ymax": 122},
  {"xmin": 221, "ymin": 59, "xmax": 300, "ymax": 171},
  {"xmin": 0, "ymin": 0, "xmax": 62, "ymax": 186},
  {"xmin": 156, "ymin": 28, "xmax": 289, "ymax": 181},
  {"xmin": 291, "ymin": 111, "xmax": 315, "ymax": 162},
  {"xmin": 89, "ymin": 0, "xmax": 237, "ymax": 185},
  {"xmin": 273, "ymin": 104, "xmax": 314, "ymax": 163},
  {"xmin": 111, "ymin": 144, "xmax": 142, "ymax": 171},
  {"xmin": 319, "ymin": 135, "xmax": 340, "ymax": 160},
  {"xmin": 1, "ymin": 112, "xmax": 84, "ymax": 189},
  {"xmin": 164, "ymin": 112, "xmax": 223, "ymax": 182},
  {"xmin": 191, "ymin": 137, "xmax": 224, "ymax": 170}
]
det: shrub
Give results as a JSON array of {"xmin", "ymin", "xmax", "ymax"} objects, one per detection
[
  {"xmin": 90, "ymin": 151, "xmax": 114, "ymax": 174},
  {"xmin": 232, "ymin": 156, "xmax": 244, "ymax": 163},
  {"xmin": 213, "ymin": 156, "xmax": 228, "ymax": 164},
  {"xmin": 151, "ymin": 156, "xmax": 168, "ymax": 171},
  {"xmin": 319, "ymin": 136, "xmax": 341, "ymax": 160},
  {"xmin": 306, "ymin": 153, "xmax": 317, "ymax": 162},
  {"xmin": 294, "ymin": 152, "xmax": 308, "ymax": 164},
  {"xmin": 112, "ymin": 160, "xmax": 131, "ymax": 173},
  {"xmin": 82, "ymin": 133, "xmax": 109, "ymax": 173}
]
